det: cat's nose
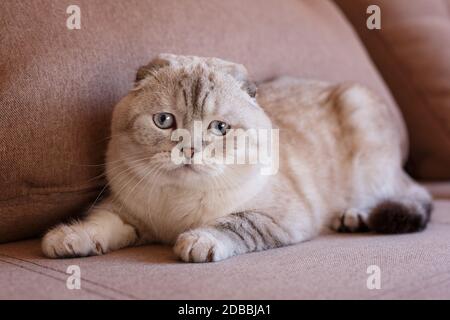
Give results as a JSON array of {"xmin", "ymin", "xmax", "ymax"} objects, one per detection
[{"xmin": 181, "ymin": 147, "xmax": 196, "ymax": 159}]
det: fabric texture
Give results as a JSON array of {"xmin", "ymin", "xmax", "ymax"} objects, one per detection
[
  {"xmin": 1, "ymin": 193, "xmax": 449, "ymax": 299},
  {"xmin": 335, "ymin": 0, "xmax": 450, "ymax": 180},
  {"xmin": 0, "ymin": 0, "xmax": 399, "ymax": 243}
]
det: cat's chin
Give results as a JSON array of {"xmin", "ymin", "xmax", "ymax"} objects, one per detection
[
  {"xmin": 159, "ymin": 165, "xmax": 221, "ymax": 189},
  {"xmin": 163, "ymin": 164, "xmax": 223, "ymax": 184},
  {"xmin": 169, "ymin": 163, "xmax": 223, "ymax": 177}
]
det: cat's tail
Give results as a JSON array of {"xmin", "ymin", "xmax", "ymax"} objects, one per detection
[
  {"xmin": 367, "ymin": 174, "xmax": 433, "ymax": 234},
  {"xmin": 366, "ymin": 166, "xmax": 433, "ymax": 234},
  {"xmin": 367, "ymin": 199, "xmax": 432, "ymax": 234}
]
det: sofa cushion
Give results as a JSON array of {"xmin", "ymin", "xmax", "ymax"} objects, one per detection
[
  {"xmin": 0, "ymin": 0, "xmax": 402, "ymax": 243},
  {"xmin": 335, "ymin": 0, "xmax": 450, "ymax": 180},
  {"xmin": 1, "ymin": 197, "xmax": 449, "ymax": 299}
]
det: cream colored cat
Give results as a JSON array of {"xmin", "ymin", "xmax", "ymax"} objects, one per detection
[{"xmin": 42, "ymin": 54, "xmax": 432, "ymax": 263}]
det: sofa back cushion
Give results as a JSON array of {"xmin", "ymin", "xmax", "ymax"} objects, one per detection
[
  {"xmin": 0, "ymin": 0, "xmax": 401, "ymax": 243},
  {"xmin": 336, "ymin": 0, "xmax": 450, "ymax": 180}
]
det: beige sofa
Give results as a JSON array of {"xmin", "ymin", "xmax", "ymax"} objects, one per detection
[{"xmin": 1, "ymin": 0, "xmax": 449, "ymax": 299}]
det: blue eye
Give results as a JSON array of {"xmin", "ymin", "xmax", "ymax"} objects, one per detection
[
  {"xmin": 209, "ymin": 120, "xmax": 230, "ymax": 136},
  {"xmin": 153, "ymin": 112, "xmax": 175, "ymax": 129}
]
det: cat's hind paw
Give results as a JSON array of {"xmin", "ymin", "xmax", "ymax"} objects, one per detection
[
  {"xmin": 42, "ymin": 224, "xmax": 104, "ymax": 258},
  {"xmin": 174, "ymin": 229, "xmax": 230, "ymax": 263},
  {"xmin": 331, "ymin": 208, "xmax": 369, "ymax": 233}
]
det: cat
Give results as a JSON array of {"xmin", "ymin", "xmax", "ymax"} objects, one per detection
[{"xmin": 42, "ymin": 54, "xmax": 432, "ymax": 262}]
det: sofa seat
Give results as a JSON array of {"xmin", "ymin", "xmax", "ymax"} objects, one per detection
[{"xmin": 1, "ymin": 185, "xmax": 449, "ymax": 300}]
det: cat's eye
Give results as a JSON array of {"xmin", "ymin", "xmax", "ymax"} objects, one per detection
[
  {"xmin": 208, "ymin": 120, "xmax": 230, "ymax": 136},
  {"xmin": 153, "ymin": 112, "xmax": 175, "ymax": 129}
]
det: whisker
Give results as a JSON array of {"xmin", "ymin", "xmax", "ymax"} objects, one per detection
[
  {"xmin": 68, "ymin": 156, "xmax": 156, "ymax": 187},
  {"xmin": 86, "ymin": 158, "xmax": 152, "ymax": 213},
  {"xmin": 116, "ymin": 163, "xmax": 164, "ymax": 216},
  {"xmin": 64, "ymin": 152, "xmax": 152, "ymax": 168},
  {"xmin": 93, "ymin": 132, "xmax": 130, "ymax": 145},
  {"xmin": 144, "ymin": 163, "xmax": 167, "ymax": 229}
]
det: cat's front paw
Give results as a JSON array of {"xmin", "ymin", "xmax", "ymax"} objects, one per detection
[
  {"xmin": 174, "ymin": 229, "xmax": 230, "ymax": 263},
  {"xmin": 42, "ymin": 224, "xmax": 104, "ymax": 258}
]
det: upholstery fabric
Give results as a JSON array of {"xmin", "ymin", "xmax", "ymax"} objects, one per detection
[
  {"xmin": 335, "ymin": 0, "xmax": 450, "ymax": 180},
  {"xmin": 0, "ymin": 0, "xmax": 399, "ymax": 243},
  {"xmin": 1, "ymin": 196, "xmax": 449, "ymax": 299}
]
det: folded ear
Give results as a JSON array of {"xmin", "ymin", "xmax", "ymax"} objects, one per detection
[
  {"xmin": 205, "ymin": 57, "xmax": 257, "ymax": 98},
  {"xmin": 135, "ymin": 57, "xmax": 171, "ymax": 82},
  {"xmin": 241, "ymin": 79, "xmax": 257, "ymax": 98},
  {"xmin": 136, "ymin": 54, "xmax": 257, "ymax": 97},
  {"xmin": 135, "ymin": 54, "xmax": 192, "ymax": 83}
]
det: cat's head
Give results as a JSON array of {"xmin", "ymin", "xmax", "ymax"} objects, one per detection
[{"xmin": 108, "ymin": 54, "xmax": 272, "ymax": 189}]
